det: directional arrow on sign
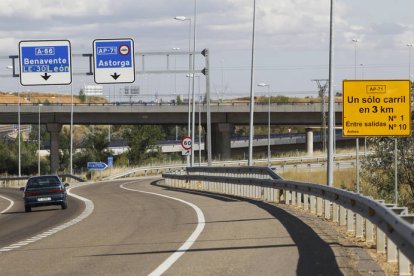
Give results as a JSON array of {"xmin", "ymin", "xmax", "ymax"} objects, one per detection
[
  {"xmin": 111, "ymin": 72, "xmax": 120, "ymax": 80},
  {"xmin": 41, "ymin": 73, "xmax": 51, "ymax": 81},
  {"xmin": 87, "ymin": 162, "xmax": 108, "ymax": 170}
]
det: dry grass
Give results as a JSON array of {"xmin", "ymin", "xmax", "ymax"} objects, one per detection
[
  {"xmin": 0, "ymin": 92, "xmax": 107, "ymax": 104},
  {"xmin": 279, "ymin": 167, "xmax": 357, "ymax": 190}
]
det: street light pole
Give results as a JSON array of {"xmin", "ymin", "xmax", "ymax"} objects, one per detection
[
  {"xmin": 352, "ymin": 38, "xmax": 359, "ymax": 79},
  {"xmin": 197, "ymin": 76, "xmax": 202, "ymax": 165},
  {"xmin": 248, "ymin": 0, "xmax": 257, "ymax": 166},
  {"xmin": 407, "ymin": 43, "xmax": 413, "ymax": 80},
  {"xmin": 191, "ymin": 0, "xmax": 198, "ymax": 167},
  {"xmin": 18, "ymin": 92, "xmax": 21, "ymax": 177},
  {"xmin": 38, "ymin": 103, "xmax": 42, "ymax": 175},
  {"xmin": 174, "ymin": 15, "xmax": 192, "ymax": 166},
  {"xmin": 327, "ymin": 0, "xmax": 335, "ymax": 187},
  {"xmin": 70, "ymin": 84, "xmax": 74, "ymax": 175},
  {"xmin": 172, "ymin": 47, "xmax": 180, "ymax": 143},
  {"xmin": 187, "ymin": 73, "xmax": 201, "ymax": 165},
  {"xmin": 257, "ymin": 83, "xmax": 271, "ymax": 166},
  {"xmin": 172, "ymin": 47, "xmax": 180, "ymax": 94},
  {"xmin": 352, "ymin": 38, "xmax": 360, "ymax": 193}
]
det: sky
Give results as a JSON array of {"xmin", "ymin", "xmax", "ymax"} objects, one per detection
[{"xmin": 0, "ymin": 0, "xmax": 413, "ymax": 101}]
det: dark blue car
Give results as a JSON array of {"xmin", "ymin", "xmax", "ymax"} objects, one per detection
[{"xmin": 20, "ymin": 175, "xmax": 69, "ymax": 212}]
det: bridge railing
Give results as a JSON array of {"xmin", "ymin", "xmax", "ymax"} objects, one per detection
[{"xmin": 162, "ymin": 167, "xmax": 414, "ymax": 274}]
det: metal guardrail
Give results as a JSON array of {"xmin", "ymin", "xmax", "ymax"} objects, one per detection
[
  {"xmin": 0, "ymin": 174, "xmax": 85, "ymax": 183},
  {"xmin": 103, "ymin": 153, "xmax": 361, "ymax": 180},
  {"xmin": 162, "ymin": 167, "xmax": 414, "ymax": 274}
]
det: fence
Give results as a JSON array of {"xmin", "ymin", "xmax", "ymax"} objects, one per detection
[{"xmin": 162, "ymin": 166, "xmax": 414, "ymax": 275}]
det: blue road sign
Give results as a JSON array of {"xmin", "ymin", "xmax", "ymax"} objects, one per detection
[
  {"xmin": 93, "ymin": 38, "xmax": 135, "ymax": 84},
  {"xmin": 19, "ymin": 40, "xmax": 72, "ymax": 86},
  {"xmin": 107, "ymin": 156, "xmax": 113, "ymax": 167},
  {"xmin": 87, "ymin": 162, "xmax": 108, "ymax": 170}
]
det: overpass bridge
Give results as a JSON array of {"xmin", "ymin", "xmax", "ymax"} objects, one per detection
[{"xmin": 0, "ymin": 101, "xmax": 344, "ymax": 173}]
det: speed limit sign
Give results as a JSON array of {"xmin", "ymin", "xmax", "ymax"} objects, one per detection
[{"xmin": 180, "ymin": 136, "xmax": 192, "ymax": 150}]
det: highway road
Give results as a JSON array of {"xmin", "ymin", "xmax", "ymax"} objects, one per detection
[{"xmin": 0, "ymin": 177, "xmax": 383, "ymax": 275}]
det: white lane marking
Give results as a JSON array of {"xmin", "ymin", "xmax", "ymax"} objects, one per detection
[
  {"xmin": 0, "ymin": 195, "xmax": 14, "ymax": 214},
  {"xmin": 0, "ymin": 184, "xmax": 94, "ymax": 253},
  {"xmin": 120, "ymin": 181, "xmax": 205, "ymax": 276}
]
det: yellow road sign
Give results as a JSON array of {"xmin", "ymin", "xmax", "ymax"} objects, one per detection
[{"xmin": 343, "ymin": 80, "xmax": 411, "ymax": 137}]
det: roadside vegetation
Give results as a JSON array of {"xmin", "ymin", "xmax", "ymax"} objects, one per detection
[{"xmin": 0, "ymin": 91, "xmax": 412, "ymax": 209}]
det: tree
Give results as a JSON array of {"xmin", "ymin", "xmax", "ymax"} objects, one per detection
[
  {"xmin": 176, "ymin": 95, "xmax": 183, "ymax": 105},
  {"xmin": 361, "ymin": 137, "xmax": 414, "ymax": 209},
  {"xmin": 79, "ymin": 89, "xmax": 86, "ymax": 103},
  {"xmin": 122, "ymin": 125, "xmax": 164, "ymax": 165},
  {"xmin": 0, "ymin": 140, "xmax": 15, "ymax": 174},
  {"xmin": 73, "ymin": 127, "xmax": 112, "ymax": 171}
]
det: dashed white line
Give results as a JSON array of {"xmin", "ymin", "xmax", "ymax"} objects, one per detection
[
  {"xmin": 120, "ymin": 181, "xmax": 205, "ymax": 276},
  {"xmin": 0, "ymin": 184, "xmax": 94, "ymax": 253}
]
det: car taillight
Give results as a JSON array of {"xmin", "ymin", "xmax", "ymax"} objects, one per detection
[
  {"xmin": 25, "ymin": 191, "xmax": 38, "ymax": 196},
  {"xmin": 49, "ymin": 188, "xmax": 63, "ymax": 193}
]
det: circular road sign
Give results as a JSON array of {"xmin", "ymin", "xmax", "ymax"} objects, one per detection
[
  {"xmin": 119, "ymin": 44, "xmax": 130, "ymax": 56},
  {"xmin": 181, "ymin": 136, "xmax": 192, "ymax": 150}
]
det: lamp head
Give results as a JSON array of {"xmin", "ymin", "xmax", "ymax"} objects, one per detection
[{"xmin": 174, "ymin": 16, "xmax": 189, "ymax": 21}]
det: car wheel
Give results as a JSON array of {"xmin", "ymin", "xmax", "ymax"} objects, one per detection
[
  {"xmin": 61, "ymin": 201, "xmax": 68, "ymax": 210},
  {"xmin": 25, "ymin": 205, "xmax": 31, "ymax": 212}
]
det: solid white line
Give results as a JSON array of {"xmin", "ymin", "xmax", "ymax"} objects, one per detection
[
  {"xmin": 0, "ymin": 195, "xmax": 14, "ymax": 214},
  {"xmin": 120, "ymin": 181, "xmax": 205, "ymax": 276}
]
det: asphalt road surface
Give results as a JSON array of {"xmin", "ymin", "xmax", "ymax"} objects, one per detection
[{"xmin": 0, "ymin": 177, "xmax": 384, "ymax": 275}]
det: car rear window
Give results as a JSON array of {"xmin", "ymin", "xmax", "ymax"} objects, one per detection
[{"xmin": 27, "ymin": 176, "xmax": 61, "ymax": 189}]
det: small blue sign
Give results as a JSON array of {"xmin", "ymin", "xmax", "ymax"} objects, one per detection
[
  {"xmin": 19, "ymin": 40, "xmax": 72, "ymax": 86},
  {"xmin": 93, "ymin": 38, "xmax": 135, "ymax": 84},
  {"xmin": 107, "ymin": 156, "xmax": 113, "ymax": 167},
  {"xmin": 87, "ymin": 162, "xmax": 108, "ymax": 170}
]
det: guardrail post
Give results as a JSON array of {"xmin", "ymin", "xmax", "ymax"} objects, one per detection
[
  {"xmin": 324, "ymin": 200, "xmax": 331, "ymax": 220},
  {"xmin": 355, "ymin": 214, "xmax": 364, "ymax": 239},
  {"xmin": 333, "ymin": 203, "xmax": 339, "ymax": 223},
  {"xmin": 267, "ymin": 187, "xmax": 272, "ymax": 201},
  {"xmin": 398, "ymin": 251, "xmax": 411, "ymax": 276},
  {"xmin": 284, "ymin": 190, "xmax": 291, "ymax": 205},
  {"xmin": 265, "ymin": 187, "xmax": 271, "ymax": 201},
  {"xmin": 291, "ymin": 191, "xmax": 297, "ymax": 206},
  {"xmin": 310, "ymin": 196, "xmax": 316, "ymax": 214},
  {"xmin": 296, "ymin": 192, "xmax": 302, "ymax": 207},
  {"xmin": 274, "ymin": 189, "xmax": 280, "ymax": 203},
  {"xmin": 376, "ymin": 228, "xmax": 386, "ymax": 254},
  {"xmin": 316, "ymin": 197, "xmax": 323, "ymax": 217},
  {"xmin": 339, "ymin": 206, "xmax": 347, "ymax": 226},
  {"xmin": 347, "ymin": 209, "xmax": 355, "ymax": 234},
  {"xmin": 365, "ymin": 221, "xmax": 374, "ymax": 243},
  {"xmin": 387, "ymin": 238, "xmax": 398, "ymax": 263},
  {"xmin": 303, "ymin": 194, "xmax": 309, "ymax": 211}
]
